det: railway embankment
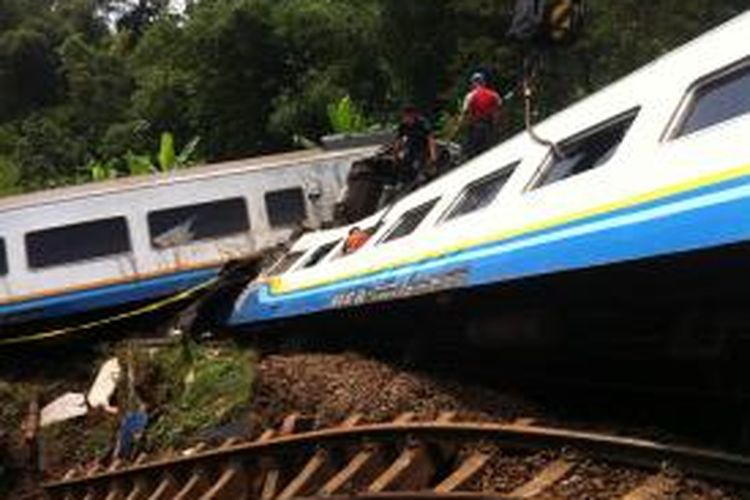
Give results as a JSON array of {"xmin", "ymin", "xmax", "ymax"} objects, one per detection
[
  {"xmin": 3, "ymin": 341, "xmax": 750, "ymax": 498},
  {"xmin": 0, "ymin": 339, "xmax": 254, "ymax": 498}
]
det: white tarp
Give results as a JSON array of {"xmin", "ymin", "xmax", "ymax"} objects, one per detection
[
  {"xmin": 87, "ymin": 357, "xmax": 121, "ymax": 413},
  {"xmin": 40, "ymin": 393, "xmax": 87, "ymax": 427}
]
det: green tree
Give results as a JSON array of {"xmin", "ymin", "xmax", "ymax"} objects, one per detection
[
  {"xmin": 1, "ymin": 0, "xmax": 749, "ymax": 197},
  {"xmin": 15, "ymin": 110, "xmax": 87, "ymax": 188},
  {"xmin": 0, "ymin": 28, "xmax": 60, "ymax": 121},
  {"xmin": 59, "ymin": 34, "xmax": 133, "ymax": 142},
  {"xmin": 132, "ymin": 1, "xmax": 288, "ymax": 159}
]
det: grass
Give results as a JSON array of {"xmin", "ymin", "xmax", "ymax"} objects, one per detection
[{"xmin": 143, "ymin": 340, "xmax": 256, "ymax": 450}]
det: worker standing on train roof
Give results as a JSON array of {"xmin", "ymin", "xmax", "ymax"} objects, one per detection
[
  {"xmin": 394, "ymin": 104, "xmax": 438, "ymax": 185},
  {"xmin": 458, "ymin": 72, "xmax": 503, "ymax": 160}
]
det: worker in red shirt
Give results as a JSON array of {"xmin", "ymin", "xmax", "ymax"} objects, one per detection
[
  {"xmin": 458, "ymin": 72, "xmax": 503, "ymax": 160},
  {"xmin": 343, "ymin": 226, "xmax": 371, "ymax": 255}
]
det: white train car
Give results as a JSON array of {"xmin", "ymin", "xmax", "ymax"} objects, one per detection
[
  {"xmin": 230, "ymin": 11, "xmax": 750, "ymax": 362},
  {"xmin": 0, "ymin": 146, "xmax": 376, "ymax": 334}
]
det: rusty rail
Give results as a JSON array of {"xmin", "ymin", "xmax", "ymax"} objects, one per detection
[{"xmin": 43, "ymin": 413, "xmax": 750, "ymax": 499}]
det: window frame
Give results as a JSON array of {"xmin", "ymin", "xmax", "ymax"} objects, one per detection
[
  {"xmin": 147, "ymin": 197, "xmax": 251, "ymax": 250},
  {"xmin": 267, "ymin": 251, "xmax": 306, "ymax": 276},
  {"xmin": 527, "ymin": 108, "xmax": 640, "ymax": 192},
  {"xmin": 439, "ymin": 162, "xmax": 519, "ymax": 224},
  {"xmin": 302, "ymin": 239, "xmax": 342, "ymax": 269},
  {"xmin": 25, "ymin": 217, "xmax": 132, "ymax": 270},
  {"xmin": 377, "ymin": 198, "xmax": 440, "ymax": 245},
  {"xmin": 664, "ymin": 57, "xmax": 750, "ymax": 141},
  {"xmin": 0, "ymin": 237, "xmax": 7, "ymax": 276},
  {"xmin": 264, "ymin": 187, "xmax": 308, "ymax": 228}
]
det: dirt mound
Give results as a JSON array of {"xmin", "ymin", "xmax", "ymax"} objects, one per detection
[{"xmin": 250, "ymin": 352, "xmax": 540, "ymax": 429}]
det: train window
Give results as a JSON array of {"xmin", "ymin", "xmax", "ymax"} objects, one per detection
[
  {"xmin": 26, "ymin": 217, "xmax": 131, "ymax": 269},
  {"xmin": 265, "ymin": 188, "xmax": 307, "ymax": 228},
  {"xmin": 532, "ymin": 109, "xmax": 638, "ymax": 190},
  {"xmin": 0, "ymin": 238, "xmax": 7, "ymax": 276},
  {"xmin": 442, "ymin": 162, "xmax": 519, "ymax": 222},
  {"xmin": 674, "ymin": 63, "xmax": 750, "ymax": 138},
  {"xmin": 148, "ymin": 197, "xmax": 250, "ymax": 249},
  {"xmin": 303, "ymin": 240, "xmax": 341, "ymax": 268},
  {"xmin": 380, "ymin": 198, "xmax": 439, "ymax": 244},
  {"xmin": 268, "ymin": 251, "xmax": 305, "ymax": 275}
]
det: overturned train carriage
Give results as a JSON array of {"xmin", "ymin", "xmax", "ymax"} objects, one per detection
[
  {"xmin": 0, "ymin": 146, "xmax": 377, "ymax": 338},
  {"xmin": 229, "ymin": 11, "xmax": 750, "ymax": 392}
]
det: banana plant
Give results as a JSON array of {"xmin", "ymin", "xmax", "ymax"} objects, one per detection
[
  {"xmin": 327, "ymin": 95, "xmax": 369, "ymax": 134},
  {"xmin": 88, "ymin": 159, "xmax": 119, "ymax": 181},
  {"xmin": 157, "ymin": 132, "xmax": 200, "ymax": 172},
  {"xmin": 126, "ymin": 151, "xmax": 154, "ymax": 176},
  {"xmin": 86, "ymin": 132, "xmax": 201, "ymax": 183}
]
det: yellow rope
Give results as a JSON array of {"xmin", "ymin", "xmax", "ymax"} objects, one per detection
[{"xmin": 0, "ymin": 277, "xmax": 220, "ymax": 347}]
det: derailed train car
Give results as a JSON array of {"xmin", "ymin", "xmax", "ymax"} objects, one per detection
[
  {"xmin": 229, "ymin": 11, "xmax": 750, "ymax": 376},
  {"xmin": 0, "ymin": 146, "xmax": 377, "ymax": 337}
]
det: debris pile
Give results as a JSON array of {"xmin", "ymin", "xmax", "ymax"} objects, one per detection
[{"xmin": 0, "ymin": 339, "xmax": 255, "ymax": 496}]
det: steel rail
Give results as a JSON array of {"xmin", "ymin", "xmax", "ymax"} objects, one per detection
[{"xmin": 43, "ymin": 416, "xmax": 750, "ymax": 499}]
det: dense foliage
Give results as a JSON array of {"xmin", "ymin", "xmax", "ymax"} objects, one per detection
[{"xmin": 0, "ymin": 0, "xmax": 747, "ymax": 194}]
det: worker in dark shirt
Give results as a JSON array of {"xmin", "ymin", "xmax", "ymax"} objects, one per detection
[{"xmin": 394, "ymin": 104, "xmax": 437, "ymax": 184}]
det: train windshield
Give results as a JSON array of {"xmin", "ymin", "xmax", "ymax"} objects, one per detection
[
  {"xmin": 303, "ymin": 240, "xmax": 341, "ymax": 268},
  {"xmin": 380, "ymin": 198, "xmax": 439, "ymax": 244},
  {"xmin": 268, "ymin": 251, "xmax": 305, "ymax": 275}
]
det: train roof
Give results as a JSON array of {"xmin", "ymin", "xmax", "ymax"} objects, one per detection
[
  {"xmin": 285, "ymin": 9, "xmax": 750, "ymax": 270},
  {"xmin": 0, "ymin": 145, "xmax": 377, "ymax": 214}
]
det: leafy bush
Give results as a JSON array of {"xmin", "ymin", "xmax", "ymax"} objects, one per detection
[{"xmin": 0, "ymin": 156, "xmax": 20, "ymax": 196}]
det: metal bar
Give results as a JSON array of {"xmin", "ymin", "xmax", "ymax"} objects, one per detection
[
  {"xmin": 436, "ymin": 412, "xmax": 457, "ymax": 423},
  {"xmin": 318, "ymin": 445, "xmax": 381, "ymax": 496},
  {"xmin": 145, "ymin": 473, "xmax": 177, "ymax": 500},
  {"xmin": 393, "ymin": 413, "xmax": 415, "ymax": 424},
  {"xmin": 103, "ymin": 481, "xmax": 126, "ymax": 500},
  {"xmin": 260, "ymin": 413, "xmax": 304, "ymax": 499},
  {"xmin": 368, "ymin": 443, "xmax": 433, "ymax": 493},
  {"xmin": 433, "ymin": 452, "xmax": 491, "ymax": 493},
  {"xmin": 123, "ymin": 476, "xmax": 151, "ymax": 500},
  {"xmin": 199, "ymin": 460, "xmax": 246, "ymax": 500},
  {"xmin": 508, "ymin": 459, "xmax": 576, "ymax": 498},
  {"xmin": 44, "ymin": 420, "xmax": 750, "ymax": 495},
  {"xmin": 260, "ymin": 468, "xmax": 281, "ymax": 500},
  {"xmin": 277, "ymin": 449, "xmax": 329, "ymax": 499},
  {"xmin": 173, "ymin": 466, "xmax": 210, "ymax": 500}
]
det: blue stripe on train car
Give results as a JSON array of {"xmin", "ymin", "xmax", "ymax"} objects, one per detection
[
  {"xmin": 0, "ymin": 267, "xmax": 220, "ymax": 327},
  {"xmin": 229, "ymin": 174, "xmax": 750, "ymax": 326}
]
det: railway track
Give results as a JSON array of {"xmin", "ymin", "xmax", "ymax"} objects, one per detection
[{"xmin": 43, "ymin": 412, "xmax": 750, "ymax": 499}]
